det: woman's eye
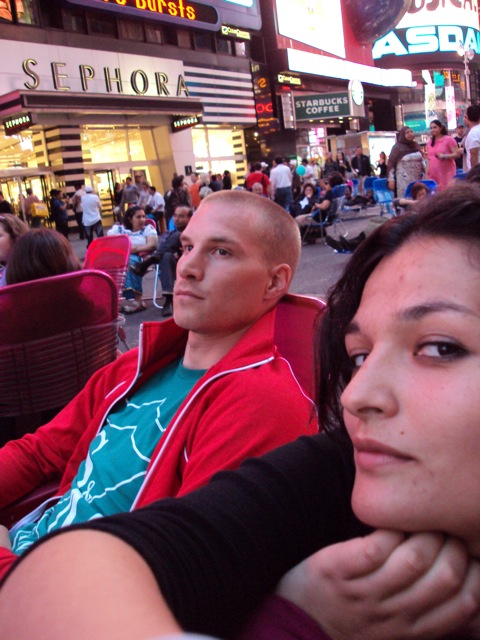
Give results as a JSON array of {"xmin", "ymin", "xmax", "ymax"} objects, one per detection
[
  {"xmin": 415, "ymin": 342, "xmax": 467, "ymax": 359},
  {"xmin": 350, "ymin": 353, "xmax": 368, "ymax": 368}
]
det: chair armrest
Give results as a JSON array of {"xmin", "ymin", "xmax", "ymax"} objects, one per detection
[{"xmin": 0, "ymin": 480, "xmax": 60, "ymax": 527}]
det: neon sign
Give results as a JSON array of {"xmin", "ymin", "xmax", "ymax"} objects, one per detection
[{"xmin": 65, "ymin": 0, "xmax": 219, "ymax": 28}]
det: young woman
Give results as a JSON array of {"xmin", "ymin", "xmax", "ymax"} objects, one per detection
[
  {"xmin": 5, "ymin": 228, "xmax": 81, "ymax": 285},
  {"xmin": 425, "ymin": 119, "xmax": 458, "ymax": 190},
  {"xmin": 376, "ymin": 150, "xmax": 388, "ymax": 178},
  {"xmin": 3, "ymin": 184, "xmax": 480, "ymax": 639},
  {"xmin": 0, "ymin": 214, "xmax": 28, "ymax": 287},
  {"xmin": 107, "ymin": 205, "xmax": 158, "ymax": 313}
]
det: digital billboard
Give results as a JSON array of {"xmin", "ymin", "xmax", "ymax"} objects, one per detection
[
  {"xmin": 275, "ymin": 0, "xmax": 346, "ymax": 59},
  {"xmin": 373, "ymin": 0, "xmax": 480, "ymax": 60},
  {"xmin": 64, "ymin": 0, "xmax": 261, "ymax": 31}
]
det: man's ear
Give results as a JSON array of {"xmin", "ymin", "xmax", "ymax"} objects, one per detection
[{"xmin": 264, "ymin": 263, "xmax": 292, "ymax": 302}]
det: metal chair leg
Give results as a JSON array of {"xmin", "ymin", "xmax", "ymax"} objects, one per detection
[{"xmin": 152, "ymin": 264, "xmax": 163, "ymax": 309}]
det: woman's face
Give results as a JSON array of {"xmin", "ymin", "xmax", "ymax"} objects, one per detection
[
  {"xmin": 304, "ymin": 186, "xmax": 314, "ymax": 198},
  {"xmin": 131, "ymin": 209, "xmax": 146, "ymax": 231},
  {"xmin": 0, "ymin": 222, "xmax": 13, "ymax": 262},
  {"xmin": 404, "ymin": 128, "xmax": 415, "ymax": 142},
  {"xmin": 337, "ymin": 153, "xmax": 343, "ymax": 161},
  {"xmin": 429, "ymin": 122, "xmax": 442, "ymax": 137},
  {"xmin": 341, "ymin": 237, "xmax": 480, "ymax": 555}
]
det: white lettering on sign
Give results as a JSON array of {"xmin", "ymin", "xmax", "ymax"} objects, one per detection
[{"xmin": 373, "ymin": 24, "xmax": 480, "ymax": 58}]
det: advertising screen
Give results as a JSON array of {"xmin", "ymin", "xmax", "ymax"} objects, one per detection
[
  {"xmin": 275, "ymin": 0, "xmax": 345, "ymax": 59},
  {"xmin": 64, "ymin": 0, "xmax": 261, "ymax": 31},
  {"xmin": 373, "ymin": 0, "xmax": 480, "ymax": 60}
]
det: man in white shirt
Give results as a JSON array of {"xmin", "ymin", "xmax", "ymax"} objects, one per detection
[
  {"xmin": 147, "ymin": 185, "xmax": 166, "ymax": 233},
  {"xmin": 81, "ymin": 185, "xmax": 103, "ymax": 247},
  {"xmin": 137, "ymin": 181, "xmax": 151, "ymax": 210},
  {"xmin": 464, "ymin": 105, "xmax": 480, "ymax": 170},
  {"xmin": 270, "ymin": 156, "xmax": 293, "ymax": 211},
  {"xmin": 72, "ymin": 182, "xmax": 86, "ymax": 239}
]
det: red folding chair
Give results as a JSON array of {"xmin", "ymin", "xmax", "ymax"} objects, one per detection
[
  {"xmin": 0, "ymin": 270, "xmax": 118, "ymax": 445},
  {"xmin": 84, "ymin": 235, "xmax": 131, "ymax": 350},
  {"xmin": 274, "ymin": 293, "xmax": 326, "ymax": 400}
]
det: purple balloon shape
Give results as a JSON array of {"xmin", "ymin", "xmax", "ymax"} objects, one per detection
[{"xmin": 345, "ymin": 0, "xmax": 413, "ymax": 44}]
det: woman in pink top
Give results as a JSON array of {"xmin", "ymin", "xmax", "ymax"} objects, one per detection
[{"xmin": 425, "ymin": 119, "xmax": 459, "ymax": 190}]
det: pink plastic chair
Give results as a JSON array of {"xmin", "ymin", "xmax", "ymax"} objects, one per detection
[
  {"xmin": 0, "ymin": 270, "xmax": 118, "ymax": 444},
  {"xmin": 274, "ymin": 293, "xmax": 326, "ymax": 400},
  {"xmin": 84, "ymin": 235, "xmax": 131, "ymax": 349},
  {"xmin": 84, "ymin": 234, "xmax": 131, "ymax": 295}
]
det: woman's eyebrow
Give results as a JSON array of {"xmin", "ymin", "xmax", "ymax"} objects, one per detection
[
  {"xmin": 398, "ymin": 301, "xmax": 477, "ymax": 321},
  {"xmin": 345, "ymin": 321, "xmax": 360, "ymax": 336}
]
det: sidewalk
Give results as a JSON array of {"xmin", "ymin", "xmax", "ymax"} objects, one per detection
[{"xmin": 73, "ymin": 206, "xmax": 384, "ymax": 349}]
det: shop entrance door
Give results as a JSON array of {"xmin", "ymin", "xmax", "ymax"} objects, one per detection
[{"xmin": 0, "ymin": 174, "xmax": 52, "ymax": 220}]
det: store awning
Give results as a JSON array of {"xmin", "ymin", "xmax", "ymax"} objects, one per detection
[{"xmin": 0, "ymin": 90, "xmax": 203, "ymax": 127}]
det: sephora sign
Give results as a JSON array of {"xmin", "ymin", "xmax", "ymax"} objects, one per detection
[{"xmin": 373, "ymin": 0, "xmax": 480, "ymax": 59}]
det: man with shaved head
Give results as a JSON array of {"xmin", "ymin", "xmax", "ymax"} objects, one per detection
[{"xmin": 0, "ymin": 190, "xmax": 317, "ymax": 581}]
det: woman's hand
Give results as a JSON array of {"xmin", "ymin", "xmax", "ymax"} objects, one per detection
[{"xmin": 276, "ymin": 530, "xmax": 480, "ymax": 640}]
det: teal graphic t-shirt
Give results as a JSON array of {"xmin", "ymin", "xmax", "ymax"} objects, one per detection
[{"xmin": 12, "ymin": 358, "xmax": 206, "ymax": 554}]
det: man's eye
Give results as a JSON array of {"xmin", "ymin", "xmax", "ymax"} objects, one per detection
[
  {"xmin": 183, "ymin": 245, "xmax": 193, "ymax": 253},
  {"xmin": 214, "ymin": 248, "xmax": 229, "ymax": 256}
]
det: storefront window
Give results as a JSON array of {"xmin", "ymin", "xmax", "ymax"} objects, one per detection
[
  {"xmin": 88, "ymin": 14, "xmax": 116, "ymax": 38},
  {"xmin": 192, "ymin": 126, "xmax": 241, "ymax": 185},
  {"xmin": 17, "ymin": 0, "xmax": 40, "ymax": 24},
  {"xmin": 0, "ymin": 130, "xmax": 37, "ymax": 168},
  {"xmin": 81, "ymin": 127, "xmax": 151, "ymax": 165},
  {"xmin": 118, "ymin": 19, "xmax": 144, "ymax": 41},
  {"xmin": 0, "ymin": 1, "xmax": 12, "ymax": 21},
  {"xmin": 145, "ymin": 24, "xmax": 163, "ymax": 44},
  {"xmin": 62, "ymin": 8, "xmax": 86, "ymax": 32}
]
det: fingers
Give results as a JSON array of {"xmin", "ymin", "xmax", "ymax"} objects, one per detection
[{"xmin": 0, "ymin": 524, "xmax": 11, "ymax": 550}]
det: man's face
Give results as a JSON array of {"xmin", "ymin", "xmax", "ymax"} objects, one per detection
[
  {"xmin": 190, "ymin": 174, "xmax": 198, "ymax": 184},
  {"xmin": 356, "ymin": 148, "xmax": 362, "ymax": 157},
  {"xmin": 174, "ymin": 203, "xmax": 276, "ymax": 338},
  {"xmin": 173, "ymin": 207, "xmax": 190, "ymax": 232},
  {"xmin": 125, "ymin": 178, "xmax": 132, "ymax": 186}
]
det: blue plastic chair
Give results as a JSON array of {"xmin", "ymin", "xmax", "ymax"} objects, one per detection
[
  {"xmin": 404, "ymin": 180, "xmax": 437, "ymax": 198},
  {"xmin": 331, "ymin": 184, "xmax": 346, "ymax": 198},
  {"xmin": 455, "ymin": 171, "xmax": 467, "ymax": 181},
  {"xmin": 363, "ymin": 177, "xmax": 376, "ymax": 192},
  {"xmin": 372, "ymin": 178, "xmax": 393, "ymax": 215},
  {"xmin": 351, "ymin": 179, "xmax": 359, "ymax": 196}
]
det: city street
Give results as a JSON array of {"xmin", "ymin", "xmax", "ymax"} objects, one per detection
[{"xmin": 74, "ymin": 207, "xmax": 381, "ymax": 350}]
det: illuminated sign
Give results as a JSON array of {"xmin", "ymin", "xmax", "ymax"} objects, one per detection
[
  {"xmin": 275, "ymin": 0, "xmax": 345, "ymax": 59},
  {"xmin": 294, "ymin": 93, "xmax": 350, "ymax": 121},
  {"xmin": 277, "ymin": 73, "xmax": 301, "ymax": 86},
  {"xmin": 373, "ymin": 0, "xmax": 480, "ymax": 59},
  {"xmin": 171, "ymin": 114, "xmax": 201, "ymax": 131},
  {"xmin": 4, "ymin": 112, "xmax": 34, "ymax": 135},
  {"xmin": 64, "ymin": 0, "xmax": 261, "ymax": 31},
  {"xmin": 221, "ymin": 25, "xmax": 250, "ymax": 39},
  {"xmin": 251, "ymin": 62, "xmax": 280, "ymax": 134}
]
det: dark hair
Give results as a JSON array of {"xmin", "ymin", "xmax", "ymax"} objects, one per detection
[
  {"xmin": 466, "ymin": 164, "xmax": 480, "ymax": 183},
  {"xmin": 26, "ymin": 187, "xmax": 33, "ymax": 196},
  {"xmin": 302, "ymin": 182, "xmax": 316, "ymax": 195},
  {"xmin": 328, "ymin": 172, "xmax": 344, "ymax": 188},
  {"xmin": 123, "ymin": 205, "xmax": 144, "ymax": 230},
  {"xmin": 430, "ymin": 119, "xmax": 448, "ymax": 146},
  {"xmin": 253, "ymin": 162, "xmax": 262, "ymax": 171},
  {"xmin": 466, "ymin": 104, "xmax": 480, "ymax": 123},
  {"xmin": 6, "ymin": 228, "xmax": 81, "ymax": 285},
  {"xmin": 318, "ymin": 183, "xmax": 480, "ymax": 435},
  {"xmin": 410, "ymin": 182, "xmax": 428, "ymax": 199},
  {"xmin": 274, "ymin": 156, "xmax": 284, "ymax": 165},
  {"xmin": 0, "ymin": 214, "xmax": 29, "ymax": 265},
  {"xmin": 172, "ymin": 175, "xmax": 184, "ymax": 189}
]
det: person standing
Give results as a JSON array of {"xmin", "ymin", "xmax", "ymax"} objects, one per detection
[
  {"xmin": 49, "ymin": 189, "xmax": 68, "ymax": 238},
  {"xmin": 425, "ymin": 119, "xmax": 458, "ymax": 190},
  {"xmin": 245, "ymin": 163, "xmax": 270, "ymax": 196},
  {"xmin": 376, "ymin": 151, "xmax": 388, "ymax": 178},
  {"xmin": 453, "ymin": 124, "xmax": 466, "ymax": 171},
  {"xmin": 189, "ymin": 173, "xmax": 201, "ymax": 210},
  {"xmin": 350, "ymin": 147, "xmax": 372, "ymax": 194},
  {"xmin": 147, "ymin": 186, "xmax": 166, "ymax": 234},
  {"xmin": 72, "ymin": 182, "xmax": 86, "ymax": 239},
  {"xmin": 119, "ymin": 176, "xmax": 140, "ymax": 213},
  {"xmin": 464, "ymin": 105, "xmax": 480, "ymax": 171},
  {"xmin": 81, "ymin": 185, "xmax": 103, "ymax": 247},
  {"xmin": 0, "ymin": 192, "xmax": 13, "ymax": 214},
  {"xmin": 387, "ymin": 127, "xmax": 423, "ymax": 197},
  {"xmin": 22, "ymin": 188, "xmax": 40, "ymax": 227},
  {"xmin": 270, "ymin": 156, "xmax": 293, "ymax": 211}
]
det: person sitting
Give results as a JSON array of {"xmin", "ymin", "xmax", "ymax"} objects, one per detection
[
  {"xmin": 5, "ymin": 185, "xmax": 480, "ymax": 640},
  {"xmin": 146, "ymin": 185, "xmax": 166, "ymax": 233},
  {"xmin": 0, "ymin": 214, "xmax": 29, "ymax": 287},
  {"xmin": 130, "ymin": 205, "xmax": 193, "ymax": 317},
  {"xmin": 5, "ymin": 228, "xmax": 81, "ymax": 285},
  {"xmin": 108, "ymin": 205, "xmax": 158, "ymax": 314},
  {"xmin": 295, "ymin": 173, "xmax": 344, "ymax": 231},
  {"xmin": 393, "ymin": 181, "xmax": 429, "ymax": 213},
  {"xmin": 250, "ymin": 182, "xmax": 267, "ymax": 197},
  {"xmin": 0, "ymin": 190, "xmax": 317, "ymax": 586},
  {"xmin": 164, "ymin": 176, "xmax": 191, "ymax": 227},
  {"xmin": 289, "ymin": 183, "xmax": 319, "ymax": 218}
]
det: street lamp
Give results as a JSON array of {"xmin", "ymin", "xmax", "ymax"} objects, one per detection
[{"xmin": 457, "ymin": 41, "xmax": 475, "ymax": 103}]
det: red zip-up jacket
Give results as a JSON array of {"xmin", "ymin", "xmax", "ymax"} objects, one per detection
[{"xmin": 0, "ymin": 307, "xmax": 318, "ymax": 577}]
